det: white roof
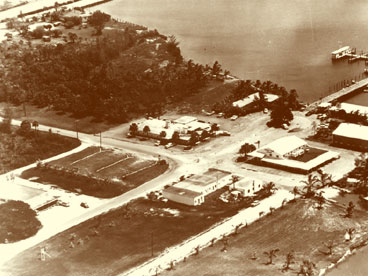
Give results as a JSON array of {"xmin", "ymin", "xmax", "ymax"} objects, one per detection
[
  {"xmin": 235, "ymin": 177, "xmax": 263, "ymax": 189},
  {"xmin": 331, "ymin": 46, "xmax": 350, "ymax": 55},
  {"xmin": 232, "ymin": 93, "xmax": 279, "ymax": 108},
  {"xmin": 318, "ymin": 102, "xmax": 331, "ymax": 108},
  {"xmin": 332, "ymin": 123, "xmax": 368, "ymax": 141},
  {"xmin": 174, "ymin": 116, "xmax": 197, "ymax": 124},
  {"xmin": 259, "ymin": 136, "xmax": 307, "ymax": 156},
  {"xmin": 340, "ymin": 103, "xmax": 368, "ymax": 115}
]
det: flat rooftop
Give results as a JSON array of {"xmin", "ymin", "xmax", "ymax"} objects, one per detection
[{"xmin": 333, "ymin": 122, "xmax": 368, "ymax": 141}]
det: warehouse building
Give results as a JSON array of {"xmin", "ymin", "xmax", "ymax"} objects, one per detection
[{"xmin": 332, "ymin": 123, "xmax": 368, "ymax": 151}]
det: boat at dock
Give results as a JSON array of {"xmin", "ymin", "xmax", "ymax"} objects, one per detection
[{"xmin": 331, "ymin": 46, "xmax": 352, "ymax": 60}]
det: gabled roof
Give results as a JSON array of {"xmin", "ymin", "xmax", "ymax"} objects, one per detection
[
  {"xmin": 332, "ymin": 123, "xmax": 368, "ymax": 141},
  {"xmin": 259, "ymin": 136, "xmax": 307, "ymax": 156}
]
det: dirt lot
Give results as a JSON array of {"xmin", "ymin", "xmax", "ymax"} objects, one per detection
[
  {"xmin": 160, "ymin": 197, "xmax": 368, "ymax": 276},
  {"xmin": 1, "ymin": 189, "xmax": 271, "ymax": 276}
]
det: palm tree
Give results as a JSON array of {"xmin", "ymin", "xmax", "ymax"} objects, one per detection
[
  {"xmin": 301, "ymin": 174, "xmax": 319, "ymax": 198},
  {"xmin": 264, "ymin": 182, "xmax": 277, "ymax": 195},
  {"xmin": 159, "ymin": 130, "xmax": 166, "ymax": 139},
  {"xmin": 314, "ymin": 191, "xmax": 325, "ymax": 210},
  {"xmin": 282, "ymin": 251, "xmax": 295, "ymax": 272},
  {"xmin": 129, "ymin": 123, "xmax": 138, "ymax": 134},
  {"xmin": 32, "ymin": 120, "xmax": 39, "ymax": 134},
  {"xmin": 231, "ymin": 175, "xmax": 240, "ymax": 190},
  {"xmin": 263, "ymin": 249, "xmax": 279, "ymax": 265},
  {"xmin": 345, "ymin": 201, "xmax": 355, "ymax": 218},
  {"xmin": 317, "ymin": 172, "xmax": 333, "ymax": 188},
  {"xmin": 171, "ymin": 131, "xmax": 180, "ymax": 144},
  {"xmin": 143, "ymin": 125, "xmax": 150, "ymax": 136}
]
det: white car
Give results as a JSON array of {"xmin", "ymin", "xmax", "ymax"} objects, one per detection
[
  {"xmin": 230, "ymin": 115, "xmax": 238, "ymax": 121},
  {"xmin": 165, "ymin": 143, "xmax": 174, "ymax": 149}
]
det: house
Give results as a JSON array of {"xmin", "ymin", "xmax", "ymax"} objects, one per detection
[
  {"xmin": 256, "ymin": 136, "xmax": 307, "ymax": 159},
  {"xmin": 232, "ymin": 92, "xmax": 279, "ymax": 108},
  {"xmin": 162, "ymin": 169, "xmax": 232, "ymax": 206},
  {"xmin": 232, "ymin": 177, "xmax": 264, "ymax": 197},
  {"xmin": 332, "ymin": 123, "xmax": 368, "ymax": 151},
  {"xmin": 132, "ymin": 116, "xmax": 213, "ymax": 144},
  {"xmin": 162, "ymin": 186, "xmax": 204, "ymax": 206}
]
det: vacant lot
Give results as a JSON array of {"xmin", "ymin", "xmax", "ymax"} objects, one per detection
[
  {"xmin": 21, "ymin": 147, "xmax": 168, "ymax": 198},
  {"xmin": 160, "ymin": 198, "xmax": 368, "ymax": 276},
  {"xmin": 2, "ymin": 189, "xmax": 272, "ymax": 276},
  {"xmin": 0, "ymin": 200, "xmax": 42, "ymax": 244},
  {"xmin": 0, "ymin": 128, "xmax": 80, "ymax": 174}
]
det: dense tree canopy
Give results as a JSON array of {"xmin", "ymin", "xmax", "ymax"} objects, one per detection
[{"xmin": 0, "ymin": 23, "xmax": 209, "ymax": 123}]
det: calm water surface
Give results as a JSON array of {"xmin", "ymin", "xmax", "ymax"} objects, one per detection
[
  {"xmin": 90, "ymin": 0, "xmax": 368, "ymax": 274},
  {"xmin": 89, "ymin": 0, "xmax": 368, "ymax": 103}
]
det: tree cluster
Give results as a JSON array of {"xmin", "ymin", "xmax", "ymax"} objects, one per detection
[{"xmin": 0, "ymin": 23, "xmax": 209, "ymax": 123}]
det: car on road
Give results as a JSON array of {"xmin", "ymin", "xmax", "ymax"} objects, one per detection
[
  {"xmin": 126, "ymin": 132, "xmax": 133, "ymax": 138},
  {"xmin": 250, "ymin": 200, "xmax": 260, "ymax": 207},
  {"xmin": 230, "ymin": 115, "xmax": 238, "ymax": 121},
  {"xmin": 58, "ymin": 200, "xmax": 70, "ymax": 207},
  {"xmin": 154, "ymin": 141, "xmax": 160, "ymax": 146},
  {"xmin": 216, "ymin": 112, "xmax": 224, "ymax": 118},
  {"xmin": 165, "ymin": 142, "xmax": 174, "ymax": 149},
  {"xmin": 183, "ymin": 145, "xmax": 192, "ymax": 151}
]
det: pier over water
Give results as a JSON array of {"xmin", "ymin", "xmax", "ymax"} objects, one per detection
[{"xmin": 309, "ymin": 78, "xmax": 368, "ymax": 110}]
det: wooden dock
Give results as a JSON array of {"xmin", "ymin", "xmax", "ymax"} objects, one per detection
[{"xmin": 308, "ymin": 78, "xmax": 368, "ymax": 110}]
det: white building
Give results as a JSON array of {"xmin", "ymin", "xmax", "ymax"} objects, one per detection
[
  {"xmin": 255, "ymin": 136, "xmax": 307, "ymax": 159},
  {"xmin": 232, "ymin": 92, "xmax": 279, "ymax": 108},
  {"xmin": 232, "ymin": 177, "xmax": 264, "ymax": 197},
  {"xmin": 162, "ymin": 169, "xmax": 232, "ymax": 206}
]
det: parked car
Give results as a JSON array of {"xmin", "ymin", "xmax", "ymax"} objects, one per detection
[
  {"xmin": 165, "ymin": 142, "xmax": 174, "ymax": 149},
  {"xmin": 154, "ymin": 141, "xmax": 160, "ymax": 146},
  {"xmin": 263, "ymin": 108, "xmax": 269, "ymax": 114},
  {"xmin": 282, "ymin": 123, "xmax": 289, "ymax": 130},
  {"xmin": 184, "ymin": 145, "xmax": 192, "ymax": 151},
  {"xmin": 216, "ymin": 112, "xmax": 224, "ymax": 118},
  {"xmin": 230, "ymin": 115, "xmax": 238, "ymax": 121},
  {"xmin": 58, "ymin": 200, "xmax": 70, "ymax": 207},
  {"xmin": 126, "ymin": 132, "xmax": 133, "ymax": 138},
  {"xmin": 80, "ymin": 202, "xmax": 89, "ymax": 208},
  {"xmin": 250, "ymin": 200, "xmax": 260, "ymax": 207}
]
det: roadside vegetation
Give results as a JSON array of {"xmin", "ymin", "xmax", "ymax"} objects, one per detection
[
  {"xmin": 0, "ymin": 200, "xmax": 42, "ymax": 244},
  {"xmin": 0, "ymin": 108, "xmax": 80, "ymax": 174},
  {"xmin": 212, "ymin": 80, "xmax": 301, "ymax": 127},
  {"xmin": 1, "ymin": 185, "xmax": 274, "ymax": 275},
  {"xmin": 159, "ymin": 197, "xmax": 368, "ymax": 276}
]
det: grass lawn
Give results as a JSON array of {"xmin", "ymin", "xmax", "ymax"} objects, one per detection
[
  {"xmin": 0, "ymin": 200, "xmax": 42, "ymax": 244},
  {"xmin": 293, "ymin": 147, "xmax": 327, "ymax": 163},
  {"xmin": 159, "ymin": 198, "xmax": 368, "ymax": 276},
  {"xmin": 1, "ymin": 190, "xmax": 272, "ymax": 275},
  {"xmin": 47, "ymin": 147, "xmax": 101, "ymax": 167},
  {"xmin": 0, "ymin": 128, "xmax": 80, "ymax": 174}
]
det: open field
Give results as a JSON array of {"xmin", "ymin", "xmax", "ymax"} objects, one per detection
[
  {"xmin": 1, "ymin": 189, "xmax": 272, "ymax": 276},
  {"xmin": 159, "ymin": 197, "xmax": 368, "ymax": 276},
  {"xmin": 21, "ymin": 147, "xmax": 168, "ymax": 198},
  {"xmin": 0, "ymin": 127, "xmax": 80, "ymax": 174}
]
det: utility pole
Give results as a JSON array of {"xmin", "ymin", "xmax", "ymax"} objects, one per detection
[
  {"xmin": 151, "ymin": 231, "xmax": 154, "ymax": 257},
  {"xmin": 75, "ymin": 120, "xmax": 79, "ymax": 139},
  {"xmin": 99, "ymin": 132, "xmax": 102, "ymax": 150}
]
